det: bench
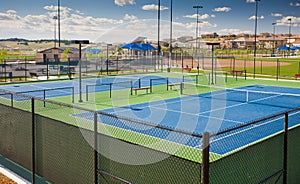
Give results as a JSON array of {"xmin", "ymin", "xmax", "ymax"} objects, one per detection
[
  {"xmin": 183, "ymin": 67, "xmax": 192, "ymax": 72},
  {"xmin": 29, "ymin": 72, "xmax": 38, "ymax": 78},
  {"xmin": 133, "ymin": 87, "xmax": 150, "ymax": 95},
  {"xmin": 230, "ymin": 70, "xmax": 244, "ymax": 75},
  {"xmin": 167, "ymin": 83, "xmax": 181, "ymax": 90},
  {"xmin": 295, "ymin": 74, "xmax": 300, "ymax": 80}
]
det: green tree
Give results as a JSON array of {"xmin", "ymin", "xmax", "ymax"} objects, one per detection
[
  {"xmin": 62, "ymin": 48, "xmax": 70, "ymax": 62},
  {"xmin": 0, "ymin": 49, "xmax": 8, "ymax": 64}
]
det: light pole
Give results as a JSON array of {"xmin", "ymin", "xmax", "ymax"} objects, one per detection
[
  {"xmin": 57, "ymin": 0, "xmax": 61, "ymax": 47},
  {"xmin": 72, "ymin": 40, "xmax": 89, "ymax": 103},
  {"xmin": 157, "ymin": 0, "xmax": 161, "ymax": 71},
  {"xmin": 53, "ymin": 16, "xmax": 58, "ymax": 48},
  {"xmin": 272, "ymin": 23, "xmax": 276, "ymax": 56},
  {"xmin": 288, "ymin": 18, "xmax": 292, "ymax": 52},
  {"xmin": 193, "ymin": 5, "xmax": 203, "ymax": 69},
  {"xmin": 253, "ymin": 0, "xmax": 260, "ymax": 79},
  {"xmin": 168, "ymin": 0, "xmax": 173, "ymax": 72}
]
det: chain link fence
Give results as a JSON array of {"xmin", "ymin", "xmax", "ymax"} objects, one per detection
[{"xmin": 0, "ymin": 89, "xmax": 299, "ymax": 183}]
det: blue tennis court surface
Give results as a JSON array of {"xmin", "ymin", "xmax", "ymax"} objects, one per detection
[
  {"xmin": 0, "ymin": 75, "xmax": 184, "ymax": 100},
  {"xmin": 74, "ymin": 85, "xmax": 300, "ymax": 155}
]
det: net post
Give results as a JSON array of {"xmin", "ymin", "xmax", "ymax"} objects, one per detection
[
  {"xmin": 182, "ymin": 75, "xmax": 185, "ymax": 82},
  {"xmin": 202, "ymin": 131, "xmax": 210, "ymax": 184},
  {"xmin": 208, "ymin": 73, "xmax": 210, "ymax": 85},
  {"xmin": 130, "ymin": 81, "xmax": 133, "ymax": 95},
  {"xmin": 138, "ymin": 78, "xmax": 141, "ymax": 88},
  {"xmin": 167, "ymin": 77, "xmax": 169, "ymax": 91},
  {"xmin": 93, "ymin": 112, "xmax": 98, "ymax": 184},
  {"xmin": 10, "ymin": 93, "xmax": 13, "ymax": 107},
  {"xmin": 180, "ymin": 82, "xmax": 183, "ymax": 95},
  {"xmin": 72, "ymin": 87, "xmax": 74, "ymax": 103},
  {"xmin": 109, "ymin": 83, "xmax": 112, "ymax": 98},
  {"xmin": 86, "ymin": 85, "xmax": 89, "ymax": 101},
  {"xmin": 225, "ymin": 72, "xmax": 228, "ymax": 83},
  {"xmin": 283, "ymin": 112, "xmax": 288, "ymax": 184},
  {"xmin": 43, "ymin": 90, "xmax": 46, "ymax": 107},
  {"xmin": 196, "ymin": 75, "xmax": 199, "ymax": 84},
  {"xmin": 150, "ymin": 79, "xmax": 153, "ymax": 93},
  {"xmin": 244, "ymin": 70, "xmax": 247, "ymax": 80}
]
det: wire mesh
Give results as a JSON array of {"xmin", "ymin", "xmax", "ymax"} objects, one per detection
[{"xmin": 0, "ymin": 88, "xmax": 300, "ymax": 183}]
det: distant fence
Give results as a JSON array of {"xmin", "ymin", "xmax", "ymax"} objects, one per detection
[{"xmin": 0, "ymin": 89, "xmax": 300, "ymax": 183}]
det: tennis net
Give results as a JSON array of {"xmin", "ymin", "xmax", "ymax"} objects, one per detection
[{"xmin": 181, "ymin": 83, "xmax": 300, "ymax": 109}]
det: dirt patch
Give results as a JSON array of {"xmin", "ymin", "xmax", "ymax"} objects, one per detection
[
  {"xmin": 172, "ymin": 59, "xmax": 291, "ymax": 69},
  {"xmin": 0, "ymin": 172, "xmax": 17, "ymax": 184}
]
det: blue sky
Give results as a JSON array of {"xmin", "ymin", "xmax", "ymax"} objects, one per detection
[{"xmin": 0, "ymin": 0, "xmax": 300, "ymax": 43}]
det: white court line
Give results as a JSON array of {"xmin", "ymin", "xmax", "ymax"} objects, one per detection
[
  {"xmin": 109, "ymin": 102, "xmax": 244, "ymax": 126},
  {"xmin": 211, "ymin": 111, "xmax": 300, "ymax": 145}
]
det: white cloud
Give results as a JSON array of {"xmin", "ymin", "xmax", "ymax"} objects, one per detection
[
  {"xmin": 44, "ymin": 5, "xmax": 72, "ymax": 12},
  {"xmin": 75, "ymin": 10, "xmax": 84, "ymax": 15},
  {"xmin": 218, "ymin": 28, "xmax": 250, "ymax": 35},
  {"xmin": 114, "ymin": 0, "xmax": 136, "ymax": 6},
  {"xmin": 7, "ymin": 10, "xmax": 17, "ymax": 15},
  {"xmin": 0, "ymin": 6, "xmax": 126, "ymax": 41},
  {"xmin": 123, "ymin": 14, "xmax": 138, "ymax": 22},
  {"xmin": 290, "ymin": 2, "xmax": 300, "ymax": 7},
  {"xmin": 184, "ymin": 13, "xmax": 211, "ymax": 20},
  {"xmin": 142, "ymin": 4, "xmax": 168, "ymax": 11},
  {"xmin": 213, "ymin": 7, "xmax": 231, "ymax": 12},
  {"xmin": 246, "ymin": 0, "xmax": 256, "ymax": 3},
  {"xmin": 271, "ymin": 13, "xmax": 282, "ymax": 17},
  {"xmin": 0, "ymin": 10, "xmax": 20, "ymax": 21},
  {"xmin": 276, "ymin": 16, "xmax": 300, "ymax": 25},
  {"xmin": 185, "ymin": 21, "xmax": 216, "ymax": 30},
  {"xmin": 249, "ymin": 15, "xmax": 264, "ymax": 20}
]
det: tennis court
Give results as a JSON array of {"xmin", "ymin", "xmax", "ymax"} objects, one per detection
[
  {"xmin": 0, "ymin": 75, "xmax": 185, "ymax": 101},
  {"xmin": 74, "ymin": 84, "xmax": 300, "ymax": 156}
]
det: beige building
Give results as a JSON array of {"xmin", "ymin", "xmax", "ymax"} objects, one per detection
[{"xmin": 36, "ymin": 47, "xmax": 80, "ymax": 63}]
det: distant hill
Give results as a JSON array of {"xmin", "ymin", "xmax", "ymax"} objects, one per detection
[{"xmin": 0, "ymin": 38, "xmax": 72, "ymax": 45}]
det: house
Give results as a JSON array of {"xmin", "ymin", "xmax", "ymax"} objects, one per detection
[
  {"xmin": 230, "ymin": 37, "xmax": 255, "ymax": 49},
  {"xmin": 258, "ymin": 37, "xmax": 286, "ymax": 49},
  {"xmin": 36, "ymin": 47, "xmax": 80, "ymax": 63}
]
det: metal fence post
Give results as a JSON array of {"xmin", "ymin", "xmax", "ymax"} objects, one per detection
[
  {"xmin": 94, "ymin": 112, "xmax": 98, "ymax": 184},
  {"xmin": 202, "ymin": 132, "xmax": 210, "ymax": 184},
  {"xmin": 31, "ymin": 98, "xmax": 36, "ymax": 184},
  {"xmin": 283, "ymin": 113, "xmax": 288, "ymax": 184}
]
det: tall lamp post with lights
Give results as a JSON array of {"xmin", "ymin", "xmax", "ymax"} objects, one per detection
[
  {"xmin": 253, "ymin": 0, "xmax": 260, "ymax": 79},
  {"xmin": 193, "ymin": 5, "xmax": 203, "ymax": 69},
  {"xmin": 157, "ymin": 0, "xmax": 161, "ymax": 71},
  {"xmin": 168, "ymin": 0, "xmax": 173, "ymax": 72},
  {"xmin": 53, "ymin": 16, "xmax": 58, "ymax": 47},
  {"xmin": 288, "ymin": 18, "xmax": 292, "ymax": 54},
  {"xmin": 272, "ymin": 23, "xmax": 276, "ymax": 57},
  {"xmin": 57, "ymin": 0, "xmax": 61, "ymax": 47}
]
